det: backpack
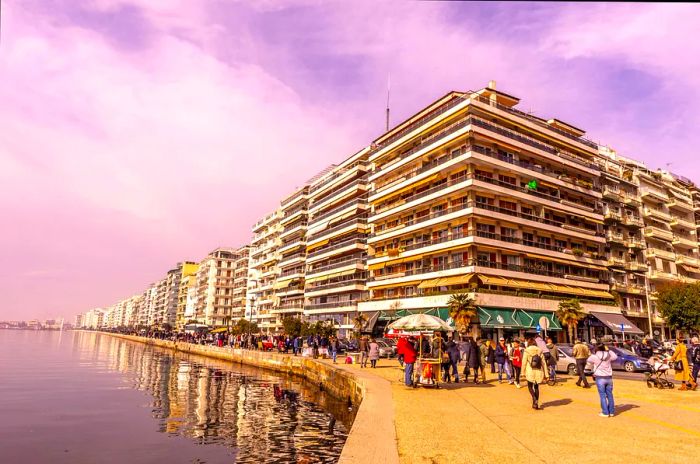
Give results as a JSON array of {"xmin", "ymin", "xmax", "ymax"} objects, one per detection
[
  {"xmin": 693, "ymin": 346, "xmax": 700, "ymax": 365},
  {"xmin": 530, "ymin": 353, "xmax": 543, "ymax": 369}
]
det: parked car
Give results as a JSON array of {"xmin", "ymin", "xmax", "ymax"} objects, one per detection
[
  {"xmin": 586, "ymin": 346, "xmax": 651, "ymax": 373},
  {"xmin": 376, "ymin": 340, "xmax": 395, "ymax": 358},
  {"xmin": 555, "ymin": 346, "xmax": 579, "ymax": 375}
]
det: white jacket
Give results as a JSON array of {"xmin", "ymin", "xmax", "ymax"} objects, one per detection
[{"xmin": 587, "ymin": 350, "xmax": 618, "ymax": 377}]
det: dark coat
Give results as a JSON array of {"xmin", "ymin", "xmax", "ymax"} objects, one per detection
[
  {"xmin": 465, "ymin": 343, "xmax": 480, "ymax": 369},
  {"xmin": 446, "ymin": 341, "xmax": 461, "ymax": 363},
  {"xmin": 495, "ymin": 343, "xmax": 508, "ymax": 364}
]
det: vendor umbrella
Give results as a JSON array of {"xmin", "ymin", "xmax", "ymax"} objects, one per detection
[{"xmin": 387, "ymin": 313, "xmax": 453, "ymax": 332}]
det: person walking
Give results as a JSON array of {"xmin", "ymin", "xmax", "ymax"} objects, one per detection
[
  {"xmin": 359, "ymin": 336, "xmax": 369, "ymax": 368},
  {"xmin": 511, "ymin": 339, "xmax": 523, "ymax": 388},
  {"xmin": 638, "ymin": 338, "xmax": 654, "ymax": 359},
  {"xmin": 368, "ymin": 338, "xmax": 380, "ymax": 368},
  {"xmin": 495, "ymin": 337, "xmax": 511, "ymax": 384},
  {"xmin": 573, "ymin": 339, "xmax": 591, "ymax": 388},
  {"xmin": 487, "ymin": 340, "xmax": 496, "ymax": 373},
  {"xmin": 522, "ymin": 337, "xmax": 546, "ymax": 410},
  {"xmin": 444, "ymin": 337, "xmax": 460, "ymax": 383},
  {"xmin": 329, "ymin": 336, "xmax": 339, "ymax": 364},
  {"xmin": 403, "ymin": 337, "xmax": 417, "ymax": 387},
  {"xmin": 690, "ymin": 337, "xmax": 700, "ymax": 387},
  {"xmin": 588, "ymin": 344, "xmax": 618, "ymax": 417},
  {"xmin": 464, "ymin": 337, "xmax": 481, "ymax": 383},
  {"xmin": 479, "ymin": 338, "xmax": 489, "ymax": 382},
  {"xmin": 545, "ymin": 337, "xmax": 559, "ymax": 383},
  {"xmin": 670, "ymin": 337, "xmax": 697, "ymax": 391},
  {"xmin": 396, "ymin": 336, "xmax": 407, "ymax": 367}
]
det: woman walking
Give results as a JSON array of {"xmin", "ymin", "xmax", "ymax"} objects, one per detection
[
  {"xmin": 495, "ymin": 337, "xmax": 512, "ymax": 384},
  {"xmin": 522, "ymin": 337, "xmax": 546, "ymax": 410},
  {"xmin": 588, "ymin": 344, "xmax": 618, "ymax": 417},
  {"xmin": 670, "ymin": 337, "xmax": 697, "ymax": 391},
  {"xmin": 511, "ymin": 340, "xmax": 523, "ymax": 388},
  {"xmin": 368, "ymin": 338, "xmax": 380, "ymax": 368}
]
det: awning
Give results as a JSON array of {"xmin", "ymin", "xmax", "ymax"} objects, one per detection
[
  {"xmin": 273, "ymin": 280, "xmax": 292, "ymax": 290},
  {"xmin": 478, "ymin": 307, "xmax": 524, "ymax": 329},
  {"xmin": 585, "ymin": 289, "xmax": 615, "ymax": 299},
  {"xmin": 306, "ymin": 238, "xmax": 330, "ymax": 251},
  {"xmin": 516, "ymin": 310, "xmax": 563, "ymax": 331},
  {"xmin": 681, "ymin": 264, "xmax": 700, "ymax": 274},
  {"xmin": 361, "ymin": 311, "xmax": 379, "ymax": 332},
  {"xmin": 478, "ymin": 274, "xmax": 510, "ymax": 286},
  {"xmin": 329, "ymin": 210, "xmax": 356, "ymax": 226},
  {"xmin": 590, "ymin": 312, "xmax": 644, "ymax": 335},
  {"xmin": 210, "ymin": 327, "xmax": 229, "ymax": 333},
  {"xmin": 437, "ymin": 274, "xmax": 474, "ymax": 287},
  {"xmin": 305, "ymin": 274, "xmax": 329, "ymax": 284},
  {"xmin": 417, "ymin": 277, "xmax": 443, "ymax": 289},
  {"xmin": 368, "ymin": 261, "xmax": 387, "ymax": 271}
]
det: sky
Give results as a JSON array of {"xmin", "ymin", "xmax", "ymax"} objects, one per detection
[{"xmin": 1, "ymin": 1, "xmax": 699, "ymax": 321}]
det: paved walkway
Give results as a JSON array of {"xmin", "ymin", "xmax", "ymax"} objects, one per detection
[{"xmin": 329, "ymin": 358, "xmax": 700, "ymax": 464}]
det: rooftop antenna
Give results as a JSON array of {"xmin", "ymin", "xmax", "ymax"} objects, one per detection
[{"xmin": 385, "ymin": 73, "xmax": 391, "ymax": 132}]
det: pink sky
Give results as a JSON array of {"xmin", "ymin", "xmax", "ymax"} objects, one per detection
[{"xmin": 2, "ymin": 1, "xmax": 699, "ymax": 321}]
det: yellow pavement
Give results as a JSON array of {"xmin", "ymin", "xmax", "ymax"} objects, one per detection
[{"xmin": 339, "ymin": 360, "xmax": 700, "ymax": 464}]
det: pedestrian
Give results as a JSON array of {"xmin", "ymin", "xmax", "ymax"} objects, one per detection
[
  {"xmin": 445, "ymin": 337, "xmax": 460, "ymax": 383},
  {"xmin": 690, "ymin": 337, "xmax": 700, "ymax": 387},
  {"xmin": 511, "ymin": 339, "xmax": 523, "ymax": 388},
  {"xmin": 464, "ymin": 337, "xmax": 480, "ymax": 383},
  {"xmin": 545, "ymin": 337, "xmax": 559, "ymax": 382},
  {"xmin": 487, "ymin": 340, "xmax": 496, "ymax": 373},
  {"xmin": 329, "ymin": 336, "xmax": 339, "ymax": 364},
  {"xmin": 403, "ymin": 337, "xmax": 417, "ymax": 387},
  {"xmin": 638, "ymin": 338, "xmax": 653, "ymax": 359},
  {"xmin": 396, "ymin": 336, "xmax": 407, "ymax": 367},
  {"xmin": 522, "ymin": 337, "xmax": 546, "ymax": 410},
  {"xmin": 359, "ymin": 336, "xmax": 369, "ymax": 368},
  {"xmin": 588, "ymin": 343, "xmax": 618, "ymax": 417},
  {"xmin": 368, "ymin": 338, "xmax": 380, "ymax": 368},
  {"xmin": 495, "ymin": 337, "xmax": 512, "ymax": 384},
  {"xmin": 573, "ymin": 339, "xmax": 591, "ymax": 388},
  {"xmin": 670, "ymin": 337, "xmax": 697, "ymax": 391},
  {"xmin": 479, "ymin": 338, "xmax": 489, "ymax": 382}
]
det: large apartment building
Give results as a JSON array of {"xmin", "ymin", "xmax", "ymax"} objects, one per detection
[
  {"xmin": 304, "ymin": 149, "xmax": 371, "ymax": 335},
  {"xmin": 356, "ymin": 82, "xmax": 628, "ymax": 340},
  {"xmin": 231, "ymin": 246, "xmax": 250, "ymax": 322},
  {"xmin": 175, "ymin": 262, "xmax": 200, "ymax": 330},
  {"xmin": 274, "ymin": 187, "xmax": 310, "ymax": 322},
  {"xmin": 249, "ymin": 210, "xmax": 283, "ymax": 331},
  {"xmin": 194, "ymin": 247, "xmax": 243, "ymax": 327}
]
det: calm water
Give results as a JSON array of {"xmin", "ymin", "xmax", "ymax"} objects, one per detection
[{"xmin": 0, "ymin": 331, "xmax": 354, "ymax": 464}]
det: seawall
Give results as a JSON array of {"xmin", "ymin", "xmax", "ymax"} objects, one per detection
[{"xmin": 101, "ymin": 333, "xmax": 399, "ymax": 464}]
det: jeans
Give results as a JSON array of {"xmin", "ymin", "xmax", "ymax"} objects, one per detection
[
  {"xmin": 527, "ymin": 381, "xmax": 539, "ymax": 404},
  {"xmin": 576, "ymin": 359, "xmax": 590, "ymax": 386},
  {"xmin": 497, "ymin": 362, "xmax": 512, "ymax": 381},
  {"xmin": 360, "ymin": 352, "xmax": 368, "ymax": 367},
  {"xmin": 405, "ymin": 362, "xmax": 414, "ymax": 386},
  {"xmin": 692, "ymin": 364, "xmax": 699, "ymax": 384},
  {"xmin": 331, "ymin": 350, "xmax": 337, "ymax": 363},
  {"xmin": 513, "ymin": 366, "xmax": 521, "ymax": 384},
  {"xmin": 596, "ymin": 377, "xmax": 615, "ymax": 415},
  {"xmin": 451, "ymin": 359, "xmax": 459, "ymax": 382}
]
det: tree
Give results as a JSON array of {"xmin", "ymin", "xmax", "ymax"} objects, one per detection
[
  {"xmin": 231, "ymin": 319, "xmax": 258, "ymax": 335},
  {"xmin": 281, "ymin": 316, "xmax": 303, "ymax": 337},
  {"xmin": 447, "ymin": 293, "xmax": 477, "ymax": 335},
  {"xmin": 353, "ymin": 313, "xmax": 368, "ymax": 338},
  {"xmin": 556, "ymin": 298, "xmax": 585, "ymax": 343},
  {"xmin": 656, "ymin": 282, "xmax": 700, "ymax": 335}
]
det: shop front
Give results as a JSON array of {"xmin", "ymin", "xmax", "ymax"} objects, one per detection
[
  {"xmin": 477, "ymin": 307, "xmax": 562, "ymax": 342},
  {"xmin": 581, "ymin": 312, "xmax": 644, "ymax": 342}
]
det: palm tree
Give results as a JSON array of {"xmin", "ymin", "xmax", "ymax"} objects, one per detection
[
  {"xmin": 556, "ymin": 298, "xmax": 586, "ymax": 343},
  {"xmin": 447, "ymin": 293, "xmax": 477, "ymax": 336},
  {"xmin": 353, "ymin": 313, "xmax": 367, "ymax": 338}
]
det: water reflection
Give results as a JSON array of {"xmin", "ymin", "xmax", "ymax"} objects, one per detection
[{"xmin": 74, "ymin": 332, "xmax": 354, "ymax": 463}]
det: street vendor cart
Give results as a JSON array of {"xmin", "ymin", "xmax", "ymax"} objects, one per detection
[{"xmin": 387, "ymin": 314, "xmax": 453, "ymax": 389}]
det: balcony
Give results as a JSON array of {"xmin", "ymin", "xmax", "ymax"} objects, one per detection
[
  {"xmin": 626, "ymin": 238, "xmax": 646, "ymax": 250},
  {"xmin": 279, "ymin": 222, "xmax": 308, "ymax": 240},
  {"xmin": 606, "ymin": 257, "xmax": 626, "ymax": 268},
  {"xmin": 670, "ymin": 216, "xmax": 696, "ymax": 230},
  {"xmin": 280, "ymin": 207, "xmax": 308, "ymax": 225},
  {"xmin": 310, "ymin": 178, "xmax": 368, "ymax": 212},
  {"xmin": 676, "ymin": 255, "xmax": 700, "ymax": 266},
  {"xmin": 310, "ymin": 160, "xmax": 368, "ymax": 194},
  {"xmin": 668, "ymin": 197, "xmax": 694, "ymax": 213},
  {"xmin": 604, "ymin": 209, "xmax": 623, "ymax": 222},
  {"xmin": 621, "ymin": 193, "xmax": 642, "ymax": 207},
  {"xmin": 307, "ymin": 254, "xmax": 366, "ymax": 276},
  {"xmin": 672, "ymin": 235, "xmax": 697, "ymax": 249},
  {"xmin": 310, "ymin": 196, "xmax": 367, "ymax": 224},
  {"xmin": 640, "ymin": 187, "xmax": 669, "ymax": 202},
  {"xmin": 611, "ymin": 281, "xmax": 645, "ymax": 294},
  {"xmin": 602, "ymin": 185, "xmax": 621, "ymax": 200},
  {"xmin": 623, "ymin": 216, "xmax": 644, "ymax": 228},
  {"xmin": 305, "ymin": 278, "xmax": 367, "ymax": 296},
  {"xmin": 307, "ymin": 237, "xmax": 367, "ymax": 259},
  {"xmin": 624, "ymin": 261, "xmax": 648, "ymax": 272},
  {"xmin": 307, "ymin": 217, "xmax": 368, "ymax": 243},
  {"xmin": 644, "ymin": 226, "xmax": 674, "ymax": 242},
  {"xmin": 642, "ymin": 207, "xmax": 671, "ymax": 222},
  {"xmin": 606, "ymin": 232, "xmax": 625, "ymax": 245},
  {"xmin": 648, "ymin": 270, "xmax": 679, "ymax": 281},
  {"xmin": 645, "ymin": 248, "xmax": 676, "ymax": 260}
]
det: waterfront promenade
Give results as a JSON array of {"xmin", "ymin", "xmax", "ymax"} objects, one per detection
[{"xmin": 103, "ymin": 334, "xmax": 699, "ymax": 464}]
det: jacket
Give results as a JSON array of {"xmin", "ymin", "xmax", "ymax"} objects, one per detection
[
  {"xmin": 479, "ymin": 342, "xmax": 489, "ymax": 365},
  {"xmin": 359, "ymin": 339, "xmax": 369, "ymax": 353},
  {"xmin": 546, "ymin": 343, "xmax": 559, "ymax": 365},
  {"xmin": 670, "ymin": 343, "xmax": 691, "ymax": 381},
  {"xmin": 486, "ymin": 343, "xmax": 495, "ymax": 363},
  {"xmin": 587, "ymin": 350, "xmax": 618, "ymax": 378},
  {"xmin": 446, "ymin": 341, "xmax": 461, "ymax": 363},
  {"xmin": 522, "ymin": 345, "xmax": 546, "ymax": 384},
  {"xmin": 403, "ymin": 342, "xmax": 417, "ymax": 364},
  {"xmin": 368, "ymin": 342, "xmax": 380, "ymax": 360},
  {"xmin": 495, "ymin": 343, "xmax": 508, "ymax": 364},
  {"xmin": 511, "ymin": 347, "xmax": 523, "ymax": 368},
  {"xmin": 572, "ymin": 342, "xmax": 590, "ymax": 359},
  {"xmin": 465, "ymin": 343, "xmax": 481, "ymax": 369}
]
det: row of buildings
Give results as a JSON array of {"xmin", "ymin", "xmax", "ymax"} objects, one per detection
[{"xmin": 77, "ymin": 82, "xmax": 700, "ymax": 341}]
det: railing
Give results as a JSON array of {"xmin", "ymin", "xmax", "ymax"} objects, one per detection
[
  {"xmin": 307, "ymin": 254, "xmax": 366, "ymax": 275},
  {"xmin": 279, "ymin": 251, "xmax": 306, "ymax": 263},
  {"xmin": 307, "ymin": 237, "xmax": 366, "ymax": 258},
  {"xmin": 309, "ymin": 160, "xmax": 368, "ymax": 194},
  {"xmin": 304, "ymin": 300, "xmax": 359, "ymax": 310},
  {"xmin": 282, "ymin": 204, "xmax": 307, "ymax": 218},
  {"xmin": 310, "ymin": 195, "xmax": 368, "ymax": 224},
  {"xmin": 306, "ymin": 216, "xmax": 368, "ymax": 242},
  {"xmin": 279, "ymin": 267, "xmax": 305, "ymax": 278},
  {"xmin": 306, "ymin": 278, "xmax": 367, "ymax": 293},
  {"xmin": 310, "ymin": 176, "xmax": 368, "ymax": 208},
  {"xmin": 280, "ymin": 189, "xmax": 308, "ymax": 208},
  {"xmin": 643, "ymin": 207, "xmax": 671, "ymax": 219},
  {"xmin": 370, "ymin": 259, "xmax": 605, "ymax": 282}
]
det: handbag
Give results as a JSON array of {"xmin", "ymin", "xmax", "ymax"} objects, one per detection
[{"xmin": 673, "ymin": 360, "xmax": 684, "ymax": 371}]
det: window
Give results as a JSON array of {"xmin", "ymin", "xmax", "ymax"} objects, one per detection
[
  {"xmin": 500, "ymin": 200, "xmax": 517, "ymax": 211},
  {"xmin": 499, "ymin": 174, "xmax": 517, "ymax": 186},
  {"xmin": 501, "ymin": 227, "xmax": 517, "ymax": 242},
  {"xmin": 476, "ymin": 195, "xmax": 494, "ymax": 206}
]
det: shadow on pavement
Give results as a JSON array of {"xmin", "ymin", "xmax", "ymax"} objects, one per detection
[
  {"xmin": 614, "ymin": 404, "xmax": 640, "ymax": 416},
  {"xmin": 540, "ymin": 398, "xmax": 572, "ymax": 408}
]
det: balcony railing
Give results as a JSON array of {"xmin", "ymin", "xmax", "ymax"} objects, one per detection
[
  {"xmin": 307, "ymin": 254, "xmax": 366, "ymax": 275},
  {"xmin": 310, "ymin": 196, "xmax": 367, "ymax": 224},
  {"xmin": 307, "ymin": 237, "xmax": 366, "ymax": 259},
  {"xmin": 645, "ymin": 248, "xmax": 676, "ymax": 260},
  {"xmin": 370, "ymin": 259, "xmax": 605, "ymax": 283},
  {"xmin": 306, "ymin": 278, "xmax": 367, "ymax": 293},
  {"xmin": 306, "ymin": 216, "xmax": 368, "ymax": 243},
  {"xmin": 310, "ymin": 160, "xmax": 368, "ymax": 194},
  {"xmin": 310, "ymin": 177, "xmax": 368, "ymax": 208},
  {"xmin": 304, "ymin": 301, "xmax": 359, "ymax": 310},
  {"xmin": 644, "ymin": 226, "xmax": 674, "ymax": 241}
]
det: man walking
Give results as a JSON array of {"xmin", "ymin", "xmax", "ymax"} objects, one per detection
[
  {"xmin": 359, "ymin": 336, "xmax": 369, "ymax": 368},
  {"xmin": 403, "ymin": 337, "xmax": 417, "ymax": 387},
  {"xmin": 573, "ymin": 339, "xmax": 591, "ymax": 388}
]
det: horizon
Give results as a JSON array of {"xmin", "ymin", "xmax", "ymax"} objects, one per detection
[{"xmin": 3, "ymin": 1, "xmax": 700, "ymax": 320}]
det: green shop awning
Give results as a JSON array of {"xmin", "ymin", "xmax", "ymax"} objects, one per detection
[
  {"xmin": 516, "ymin": 310, "xmax": 563, "ymax": 331},
  {"xmin": 378, "ymin": 308, "xmax": 456, "ymax": 328},
  {"xmin": 478, "ymin": 307, "xmax": 524, "ymax": 329}
]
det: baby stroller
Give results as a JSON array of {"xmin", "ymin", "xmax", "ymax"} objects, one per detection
[{"xmin": 645, "ymin": 356, "xmax": 675, "ymax": 389}]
